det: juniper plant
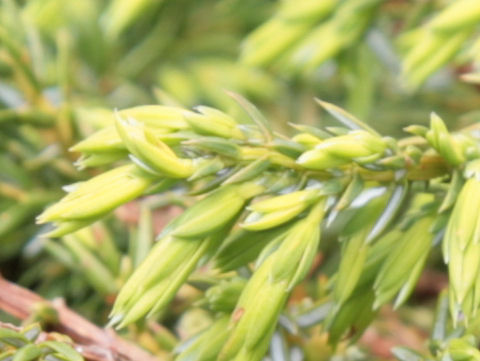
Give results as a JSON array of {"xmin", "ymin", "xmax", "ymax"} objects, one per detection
[
  {"xmin": 37, "ymin": 96, "xmax": 480, "ymax": 361},
  {"xmin": 3, "ymin": 0, "xmax": 480, "ymax": 360}
]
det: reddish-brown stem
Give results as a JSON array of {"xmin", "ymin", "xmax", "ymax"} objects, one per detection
[{"xmin": 0, "ymin": 275, "xmax": 165, "ymax": 361}]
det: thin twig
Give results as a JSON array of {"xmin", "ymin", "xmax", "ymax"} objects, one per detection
[{"xmin": 0, "ymin": 275, "xmax": 165, "ymax": 361}]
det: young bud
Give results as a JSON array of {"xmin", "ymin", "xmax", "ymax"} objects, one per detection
[
  {"xmin": 219, "ymin": 202, "xmax": 325, "ymax": 361},
  {"xmin": 110, "ymin": 181, "xmax": 264, "ymax": 328},
  {"xmin": 403, "ymin": 125, "xmax": 428, "ymax": 137},
  {"xmin": 184, "ymin": 106, "xmax": 244, "ymax": 140},
  {"xmin": 426, "ymin": 113, "xmax": 465, "ymax": 166},
  {"xmin": 218, "ymin": 260, "xmax": 287, "ymax": 361},
  {"xmin": 373, "ymin": 216, "xmax": 434, "ymax": 309},
  {"xmin": 71, "ymin": 105, "xmax": 187, "ymax": 154},
  {"xmin": 239, "ymin": 147, "xmax": 298, "ymax": 169},
  {"xmin": 120, "ymin": 105, "xmax": 189, "ymax": 130},
  {"xmin": 241, "ymin": 205, "xmax": 301, "ymax": 231},
  {"xmin": 249, "ymin": 189, "xmax": 319, "ymax": 213},
  {"xmin": 115, "ymin": 115, "xmax": 194, "ymax": 178},
  {"xmin": 334, "ymin": 231, "xmax": 369, "ymax": 306},
  {"xmin": 241, "ymin": 189, "xmax": 320, "ymax": 231},
  {"xmin": 297, "ymin": 130, "xmax": 386, "ymax": 170},
  {"xmin": 269, "ymin": 201, "xmax": 325, "ymax": 290},
  {"xmin": 291, "ymin": 133, "xmax": 323, "ymax": 149},
  {"xmin": 70, "ymin": 125, "xmax": 129, "ymax": 154},
  {"xmin": 204, "ymin": 278, "xmax": 247, "ymax": 313},
  {"xmin": 164, "ymin": 183, "xmax": 264, "ymax": 239},
  {"xmin": 111, "ymin": 232, "xmax": 225, "ymax": 328},
  {"xmin": 37, "ymin": 165, "xmax": 154, "ymax": 224},
  {"xmin": 444, "ymin": 166, "xmax": 480, "ymax": 323},
  {"xmin": 175, "ymin": 316, "xmax": 230, "ymax": 361}
]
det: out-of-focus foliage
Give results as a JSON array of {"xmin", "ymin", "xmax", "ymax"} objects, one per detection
[
  {"xmin": 1, "ymin": 0, "xmax": 480, "ymax": 361},
  {"xmin": 0, "ymin": 323, "xmax": 84, "ymax": 361}
]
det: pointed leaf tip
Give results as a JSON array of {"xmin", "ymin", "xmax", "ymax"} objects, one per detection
[
  {"xmin": 314, "ymin": 98, "xmax": 380, "ymax": 137},
  {"xmin": 226, "ymin": 90, "xmax": 273, "ymax": 141}
]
